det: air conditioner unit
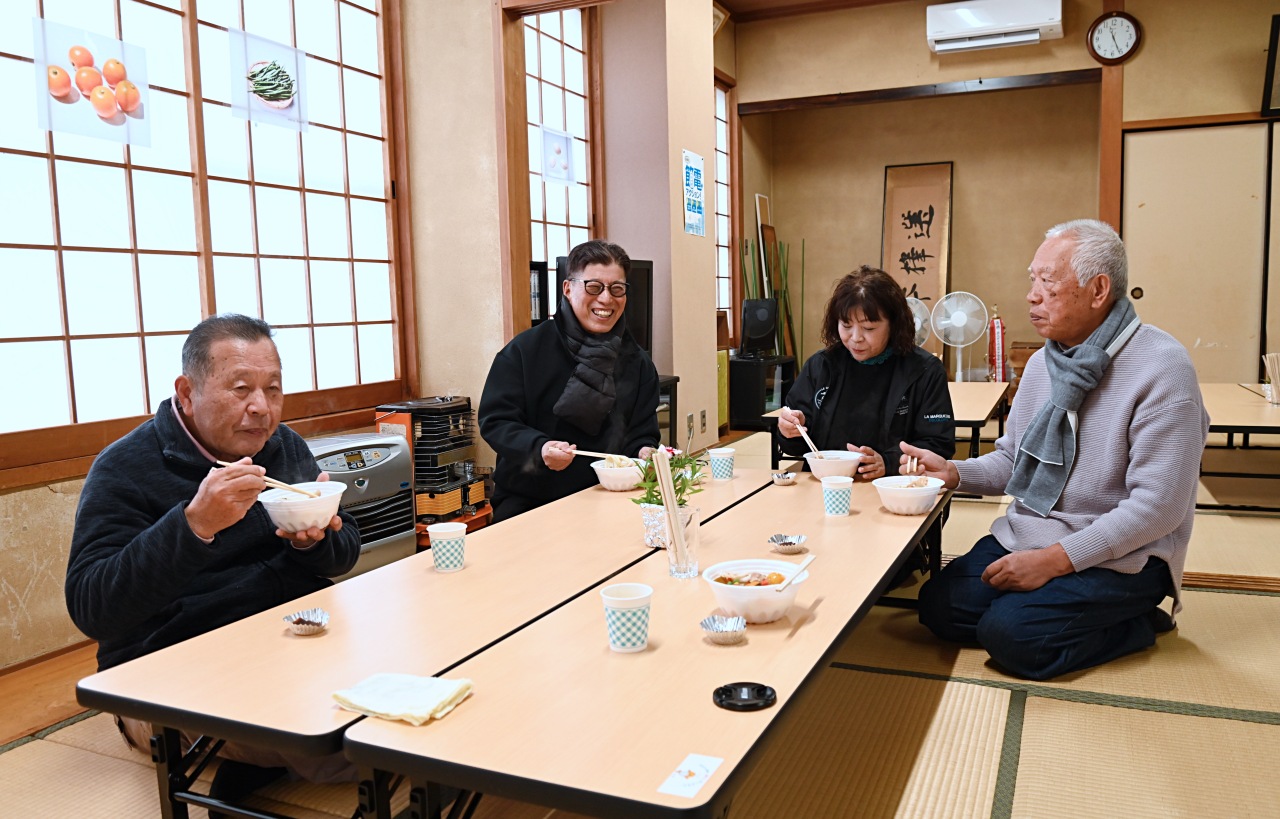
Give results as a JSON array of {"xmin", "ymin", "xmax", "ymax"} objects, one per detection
[{"xmin": 926, "ymin": 0, "xmax": 1063, "ymax": 54}]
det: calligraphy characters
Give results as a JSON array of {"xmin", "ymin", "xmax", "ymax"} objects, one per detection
[
  {"xmin": 899, "ymin": 246, "xmax": 934, "ymax": 276},
  {"xmin": 897, "ymin": 203, "xmax": 936, "ymax": 279},
  {"xmin": 901, "ymin": 205, "xmax": 935, "ymax": 238}
]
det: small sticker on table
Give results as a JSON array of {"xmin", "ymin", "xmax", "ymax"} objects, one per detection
[{"xmin": 657, "ymin": 753, "xmax": 723, "ymax": 798}]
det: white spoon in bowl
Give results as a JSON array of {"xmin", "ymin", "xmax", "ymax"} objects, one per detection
[{"xmin": 774, "ymin": 553, "xmax": 816, "ymax": 593}]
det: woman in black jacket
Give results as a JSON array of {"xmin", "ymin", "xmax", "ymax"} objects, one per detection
[
  {"xmin": 479, "ymin": 240, "xmax": 660, "ymax": 522},
  {"xmin": 778, "ymin": 266, "xmax": 955, "ymax": 479}
]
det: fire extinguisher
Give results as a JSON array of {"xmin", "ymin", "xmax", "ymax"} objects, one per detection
[{"xmin": 988, "ymin": 305, "xmax": 1007, "ymax": 382}]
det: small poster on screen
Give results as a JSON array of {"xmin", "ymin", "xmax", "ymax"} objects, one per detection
[
  {"xmin": 229, "ymin": 29, "xmax": 308, "ymax": 131},
  {"xmin": 540, "ymin": 125, "xmax": 576, "ymax": 185},
  {"xmin": 32, "ymin": 19, "xmax": 151, "ymax": 146}
]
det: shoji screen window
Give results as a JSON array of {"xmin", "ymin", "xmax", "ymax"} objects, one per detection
[
  {"xmin": 0, "ymin": 0, "xmax": 399, "ymax": 444},
  {"xmin": 525, "ymin": 8, "xmax": 592, "ymax": 316},
  {"xmin": 199, "ymin": 0, "xmax": 395, "ymax": 395},
  {"xmin": 714, "ymin": 82, "xmax": 733, "ymax": 313}
]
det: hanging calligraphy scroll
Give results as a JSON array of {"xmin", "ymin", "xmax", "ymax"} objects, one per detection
[{"xmin": 880, "ymin": 162, "xmax": 952, "ymax": 357}]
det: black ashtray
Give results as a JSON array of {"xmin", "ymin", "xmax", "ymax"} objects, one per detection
[{"xmin": 712, "ymin": 682, "xmax": 777, "ymax": 712}]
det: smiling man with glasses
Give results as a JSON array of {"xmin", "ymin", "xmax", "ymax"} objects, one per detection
[{"xmin": 479, "ymin": 240, "xmax": 661, "ymax": 521}]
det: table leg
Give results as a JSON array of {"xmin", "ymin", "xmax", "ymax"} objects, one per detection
[
  {"xmin": 409, "ymin": 782, "xmax": 481, "ymax": 819},
  {"xmin": 358, "ymin": 768, "xmax": 395, "ymax": 819},
  {"xmin": 152, "ymin": 727, "xmax": 190, "ymax": 819},
  {"xmin": 969, "ymin": 427, "xmax": 980, "ymax": 459}
]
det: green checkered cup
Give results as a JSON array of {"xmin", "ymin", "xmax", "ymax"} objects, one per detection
[
  {"xmin": 708, "ymin": 447, "xmax": 736, "ymax": 480},
  {"xmin": 821, "ymin": 475, "xmax": 853, "ymax": 517},
  {"xmin": 600, "ymin": 583, "xmax": 653, "ymax": 653},
  {"xmin": 426, "ymin": 522, "xmax": 467, "ymax": 573}
]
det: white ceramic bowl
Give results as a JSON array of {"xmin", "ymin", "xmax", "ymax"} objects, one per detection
[
  {"xmin": 702, "ymin": 558, "xmax": 810, "ymax": 624},
  {"xmin": 872, "ymin": 475, "xmax": 944, "ymax": 516},
  {"xmin": 590, "ymin": 460, "xmax": 642, "ymax": 491},
  {"xmin": 259, "ymin": 481, "xmax": 345, "ymax": 532},
  {"xmin": 803, "ymin": 450, "xmax": 864, "ymax": 479}
]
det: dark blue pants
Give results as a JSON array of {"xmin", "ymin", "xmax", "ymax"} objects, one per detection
[{"xmin": 918, "ymin": 535, "xmax": 1172, "ymax": 681}]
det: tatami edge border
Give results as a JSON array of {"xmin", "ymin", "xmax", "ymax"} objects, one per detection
[
  {"xmin": 0, "ymin": 709, "xmax": 100, "ymax": 757},
  {"xmin": 829, "ymin": 663, "xmax": 1280, "ymax": 726},
  {"xmin": 990, "ymin": 689, "xmax": 1025, "ymax": 819},
  {"xmin": 0, "ymin": 734, "xmax": 37, "ymax": 756},
  {"xmin": 33, "ymin": 708, "xmax": 99, "ymax": 739}
]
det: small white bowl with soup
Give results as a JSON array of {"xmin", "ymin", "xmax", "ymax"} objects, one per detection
[
  {"xmin": 590, "ymin": 457, "xmax": 643, "ymax": 492},
  {"xmin": 872, "ymin": 475, "xmax": 944, "ymax": 516},
  {"xmin": 259, "ymin": 481, "xmax": 345, "ymax": 532},
  {"xmin": 802, "ymin": 450, "xmax": 864, "ymax": 479},
  {"xmin": 702, "ymin": 558, "xmax": 810, "ymax": 624}
]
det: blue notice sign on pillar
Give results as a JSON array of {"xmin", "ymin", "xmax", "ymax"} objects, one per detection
[{"xmin": 682, "ymin": 149, "xmax": 705, "ymax": 236}]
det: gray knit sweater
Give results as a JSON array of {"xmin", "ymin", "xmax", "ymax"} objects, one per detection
[{"xmin": 954, "ymin": 324, "xmax": 1209, "ymax": 613}]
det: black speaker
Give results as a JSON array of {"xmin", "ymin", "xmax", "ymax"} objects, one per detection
[
  {"xmin": 739, "ymin": 298, "xmax": 777, "ymax": 358},
  {"xmin": 556, "ymin": 256, "xmax": 653, "ymax": 354}
]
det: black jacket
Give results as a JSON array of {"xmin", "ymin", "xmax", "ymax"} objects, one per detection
[
  {"xmin": 780, "ymin": 346, "xmax": 956, "ymax": 467},
  {"xmin": 65, "ymin": 399, "xmax": 361, "ymax": 671},
  {"xmin": 479, "ymin": 314, "xmax": 660, "ymax": 521}
]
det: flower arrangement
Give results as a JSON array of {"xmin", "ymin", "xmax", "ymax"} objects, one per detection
[{"xmin": 632, "ymin": 446, "xmax": 704, "ymax": 508}]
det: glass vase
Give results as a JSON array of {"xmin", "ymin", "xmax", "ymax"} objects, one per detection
[{"xmin": 639, "ymin": 503, "xmax": 699, "ymax": 579}]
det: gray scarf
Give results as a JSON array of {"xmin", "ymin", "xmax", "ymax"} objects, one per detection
[
  {"xmin": 1006, "ymin": 298, "xmax": 1140, "ymax": 516},
  {"xmin": 552, "ymin": 297, "xmax": 623, "ymax": 436}
]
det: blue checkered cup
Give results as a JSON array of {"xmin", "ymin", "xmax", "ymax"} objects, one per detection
[
  {"xmin": 427, "ymin": 522, "xmax": 467, "ymax": 573},
  {"xmin": 600, "ymin": 583, "xmax": 653, "ymax": 653},
  {"xmin": 708, "ymin": 447, "xmax": 736, "ymax": 480},
  {"xmin": 821, "ymin": 475, "xmax": 854, "ymax": 517}
]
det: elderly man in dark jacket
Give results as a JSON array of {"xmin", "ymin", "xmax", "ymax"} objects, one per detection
[
  {"xmin": 66, "ymin": 314, "xmax": 361, "ymax": 798},
  {"xmin": 479, "ymin": 240, "xmax": 660, "ymax": 522}
]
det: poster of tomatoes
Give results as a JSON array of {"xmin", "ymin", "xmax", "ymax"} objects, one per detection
[
  {"xmin": 229, "ymin": 29, "xmax": 308, "ymax": 132},
  {"xmin": 32, "ymin": 19, "xmax": 151, "ymax": 146}
]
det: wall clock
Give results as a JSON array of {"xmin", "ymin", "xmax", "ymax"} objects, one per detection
[{"xmin": 1087, "ymin": 11, "xmax": 1142, "ymax": 66}]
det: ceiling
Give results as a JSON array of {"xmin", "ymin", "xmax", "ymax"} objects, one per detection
[{"xmin": 716, "ymin": 0, "xmax": 907, "ymax": 25}]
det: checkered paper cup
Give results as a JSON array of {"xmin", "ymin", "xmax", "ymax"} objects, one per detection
[
  {"xmin": 821, "ymin": 475, "xmax": 854, "ymax": 517},
  {"xmin": 600, "ymin": 583, "xmax": 653, "ymax": 653},
  {"xmin": 427, "ymin": 522, "xmax": 467, "ymax": 572},
  {"xmin": 708, "ymin": 448, "xmax": 736, "ymax": 480}
]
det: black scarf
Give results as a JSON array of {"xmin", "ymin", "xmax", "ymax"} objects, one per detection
[{"xmin": 553, "ymin": 297, "xmax": 624, "ymax": 436}]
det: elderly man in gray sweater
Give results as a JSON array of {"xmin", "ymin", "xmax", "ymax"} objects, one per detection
[{"xmin": 903, "ymin": 219, "xmax": 1209, "ymax": 681}]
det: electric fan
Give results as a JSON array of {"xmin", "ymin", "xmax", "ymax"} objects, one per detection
[
  {"xmin": 906, "ymin": 297, "xmax": 932, "ymax": 347},
  {"xmin": 930, "ymin": 291, "xmax": 989, "ymax": 381}
]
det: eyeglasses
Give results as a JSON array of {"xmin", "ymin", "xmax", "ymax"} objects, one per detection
[{"xmin": 568, "ymin": 278, "xmax": 629, "ymax": 297}]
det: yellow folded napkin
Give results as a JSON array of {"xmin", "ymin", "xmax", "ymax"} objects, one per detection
[{"xmin": 333, "ymin": 673, "xmax": 473, "ymax": 726}]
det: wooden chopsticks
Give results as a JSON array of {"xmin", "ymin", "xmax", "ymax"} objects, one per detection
[
  {"xmin": 571, "ymin": 449, "xmax": 634, "ymax": 462},
  {"xmin": 215, "ymin": 460, "xmax": 320, "ymax": 498},
  {"xmin": 782, "ymin": 406, "xmax": 823, "ymax": 458},
  {"xmin": 651, "ymin": 447, "xmax": 689, "ymax": 567}
]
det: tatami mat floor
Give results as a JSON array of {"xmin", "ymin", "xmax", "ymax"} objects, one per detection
[{"xmin": 4, "ymin": 432, "xmax": 1278, "ymax": 818}]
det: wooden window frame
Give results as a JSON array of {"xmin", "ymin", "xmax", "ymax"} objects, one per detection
[
  {"xmin": 524, "ymin": 7, "xmax": 597, "ymax": 316},
  {"xmin": 714, "ymin": 73, "xmax": 739, "ymax": 340},
  {"xmin": 496, "ymin": 3, "xmax": 603, "ymax": 341},
  {"xmin": 0, "ymin": 0, "xmax": 418, "ymax": 491},
  {"xmin": 716, "ymin": 69, "xmax": 741, "ymax": 344}
]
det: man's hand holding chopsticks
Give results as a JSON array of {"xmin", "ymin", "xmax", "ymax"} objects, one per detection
[{"xmin": 186, "ymin": 457, "xmax": 266, "ymax": 540}]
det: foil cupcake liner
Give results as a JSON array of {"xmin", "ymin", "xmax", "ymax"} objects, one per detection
[
  {"xmin": 283, "ymin": 607, "xmax": 329, "ymax": 636},
  {"xmin": 768, "ymin": 533, "xmax": 808, "ymax": 554},
  {"xmin": 700, "ymin": 614, "xmax": 747, "ymax": 645},
  {"xmin": 771, "ymin": 472, "xmax": 797, "ymax": 486}
]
